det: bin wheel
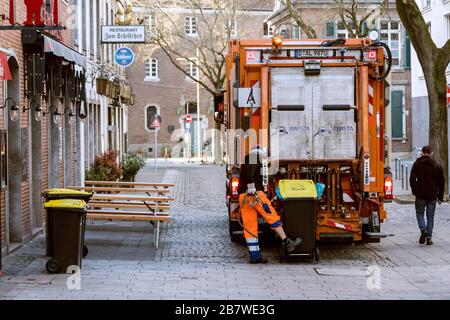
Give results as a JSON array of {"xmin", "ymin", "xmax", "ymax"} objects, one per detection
[
  {"xmin": 46, "ymin": 258, "xmax": 60, "ymax": 274},
  {"xmin": 83, "ymin": 245, "xmax": 88, "ymax": 258},
  {"xmin": 314, "ymin": 247, "xmax": 320, "ymax": 262}
]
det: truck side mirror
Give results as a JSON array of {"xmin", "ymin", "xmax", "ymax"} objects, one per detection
[{"xmin": 214, "ymin": 92, "xmax": 225, "ymax": 124}]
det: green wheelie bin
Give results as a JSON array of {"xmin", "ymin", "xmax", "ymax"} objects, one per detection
[
  {"xmin": 44, "ymin": 199, "xmax": 88, "ymax": 274},
  {"xmin": 43, "ymin": 189, "xmax": 93, "ymax": 258}
]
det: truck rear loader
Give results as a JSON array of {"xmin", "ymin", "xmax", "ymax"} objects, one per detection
[{"xmin": 214, "ymin": 37, "xmax": 393, "ymax": 244}]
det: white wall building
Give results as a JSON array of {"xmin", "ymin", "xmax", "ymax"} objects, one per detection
[
  {"xmin": 72, "ymin": 0, "xmax": 129, "ymax": 183},
  {"xmin": 411, "ymin": 0, "xmax": 450, "ymax": 191},
  {"xmin": 411, "ymin": 0, "xmax": 450, "ymax": 148}
]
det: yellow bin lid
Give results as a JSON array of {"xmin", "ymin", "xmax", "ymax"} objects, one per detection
[
  {"xmin": 45, "ymin": 188, "xmax": 92, "ymax": 196},
  {"xmin": 278, "ymin": 180, "xmax": 317, "ymax": 199},
  {"xmin": 44, "ymin": 199, "xmax": 87, "ymax": 209}
]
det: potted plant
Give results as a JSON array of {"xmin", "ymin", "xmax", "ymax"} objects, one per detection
[
  {"xmin": 85, "ymin": 150, "xmax": 123, "ymax": 182},
  {"xmin": 121, "ymin": 154, "xmax": 145, "ymax": 182}
]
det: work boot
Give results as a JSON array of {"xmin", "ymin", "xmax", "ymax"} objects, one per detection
[
  {"xmin": 419, "ymin": 230, "xmax": 427, "ymax": 244},
  {"xmin": 426, "ymin": 238, "xmax": 433, "ymax": 246},
  {"xmin": 284, "ymin": 237, "xmax": 302, "ymax": 253},
  {"xmin": 250, "ymin": 257, "xmax": 269, "ymax": 264}
]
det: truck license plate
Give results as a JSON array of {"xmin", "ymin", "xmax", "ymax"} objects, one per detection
[{"xmin": 295, "ymin": 49, "xmax": 329, "ymax": 58}]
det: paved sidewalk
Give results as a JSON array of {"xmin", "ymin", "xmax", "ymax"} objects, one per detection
[{"xmin": 1, "ymin": 161, "xmax": 450, "ymax": 300}]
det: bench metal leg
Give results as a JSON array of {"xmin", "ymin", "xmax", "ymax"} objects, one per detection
[{"xmin": 154, "ymin": 221, "xmax": 161, "ymax": 248}]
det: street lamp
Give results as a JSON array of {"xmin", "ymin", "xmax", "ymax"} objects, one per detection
[{"xmin": 1, "ymin": 97, "xmax": 20, "ymax": 121}]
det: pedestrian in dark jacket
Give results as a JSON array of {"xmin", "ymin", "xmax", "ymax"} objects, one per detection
[{"xmin": 410, "ymin": 145, "xmax": 445, "ymax": 245}]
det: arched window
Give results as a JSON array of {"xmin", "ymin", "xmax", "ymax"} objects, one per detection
[{"xmin": 146, "ymin": 105, "xmax": 158, "ymax": 130}]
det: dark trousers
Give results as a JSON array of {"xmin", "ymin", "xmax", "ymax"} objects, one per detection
[{"xmin": 415, "ymin": 198, "xmax": 436, "ymax": 238}]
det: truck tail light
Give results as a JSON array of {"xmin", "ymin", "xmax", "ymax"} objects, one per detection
[
  {"xmin": 231, "ymin": 178, "xmax": 239, "ymax": 200},
  {"xmin": 384, "ymin": 176, "xmax": 394, "ymax": 201},
  {"xmin": 368, "ymin": 50, "xmax": 377, "ymax": 60}
]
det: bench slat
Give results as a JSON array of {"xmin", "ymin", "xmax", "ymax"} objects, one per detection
[
  {"xmin": 87, "ymin": 213, "xmax": 171, "ymax": 221},
  {"xmin": 67, "ymin": 186, "xmax": 170, "ymax": 193},
  {"xmin": 91, "ymin": 195, "xmax": 174, "ymax": 202},
  {"xmin": 88, "ymin": 203, "xmax": 170, "ymax": 210},
  {"xmin": 85, "ymin": 181, "xmax": 175, "ymax": 188},
  {"xmin": 87, "ymin": 209, "xmax": 170, "ymax": 215}
]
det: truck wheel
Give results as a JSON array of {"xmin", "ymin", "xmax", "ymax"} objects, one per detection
[
  {"xmin": 46, "ymin": 258, "xmax": 60, "ymax": 274},
  {"xmin": 83, "ymin": 245, "xmax": 89, "ymax": 258},
  {"xmin": 229, "ymin": 220, "xmax": 241, "ymax": 243}
]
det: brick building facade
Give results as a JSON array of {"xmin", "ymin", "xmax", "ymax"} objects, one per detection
[
  {"xmin": 127, "ymin": 1, "xmax": 275, "ymax": 158},
  {"xmin": 0, "ymin": 0, "xmax": 82, "ymax": 261}
]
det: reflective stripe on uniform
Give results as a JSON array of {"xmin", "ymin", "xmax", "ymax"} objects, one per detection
[{"xmin": 246, "ymin": 238, "xmax": 260, "ymax": 251}]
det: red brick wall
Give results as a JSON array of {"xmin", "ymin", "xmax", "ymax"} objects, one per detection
[
  {"xmin": 1, "ymin": 0, "xmax": 74, "ymax": 253},
  {"xmin": 127, "ymin": 12, "xmax": 270, "ymax": 155}
]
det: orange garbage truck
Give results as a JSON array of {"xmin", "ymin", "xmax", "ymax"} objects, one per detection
[{"xmin": 214, "ymin": 37, "xmax": 393, "ymax": 245}]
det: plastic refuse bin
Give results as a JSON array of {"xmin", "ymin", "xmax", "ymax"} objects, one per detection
[
  {"xmin": 44, "ymin": 199, "xmax": 88, "ymax": 274},
  {"xmin": 278, "ymin": 180, "xmax": 319, "ymax": 261},
  {"xmin": 43, "ymin": 189, "xmax": 93, "ymax": 258}
]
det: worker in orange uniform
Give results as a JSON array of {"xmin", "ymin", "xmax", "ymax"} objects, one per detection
[{"xmin": 238, "ymin": 147, "xmax": 302, "ymax": 264}]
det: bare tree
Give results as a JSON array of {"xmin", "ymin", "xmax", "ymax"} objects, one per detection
[
  {"xmin": 284, "ymin": 0, "xmax": 316, "ymax": 38},
  {"xmin": 334, "ymin": 0, "xmax": 389, "ymax": 38},
  {"xmin": 282, "ymin": 0, "xmax": 389, "ymax": 38},
  {"xmin": 136, "ymin": 0, "xmax": 244, "ymax": 95},
  {"xmin": 396, "ymin": 0, "xmax": 450, "ymax": 193},
  {"xmin": 135, "ymin": 0, "xmax": 258, "ymax": 162}
]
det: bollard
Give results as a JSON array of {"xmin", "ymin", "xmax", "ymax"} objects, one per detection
[
  {"xmin": 401, "ymin": 164, "xmax": 404, "ymax": 190},
  {"xmin": 405, "ymin": 165, "xmax": 409, "ymax": 191},
  {"xmin": 395, "ymin": 158, "xmax": 399, "ymax": 180}
]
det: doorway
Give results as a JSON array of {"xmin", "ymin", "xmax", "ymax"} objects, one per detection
[{"xmin": 5, "ymin": 55, "xmax": 23, "ymax": 248}]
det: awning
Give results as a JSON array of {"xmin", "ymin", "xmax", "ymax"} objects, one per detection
[
  {"xmin": 44, "ymin": 35, "xmax": 86, "ymax": 68},
  {"xmin": 0, "ymin": 52, "xmax": 12, "ymax": 81}
]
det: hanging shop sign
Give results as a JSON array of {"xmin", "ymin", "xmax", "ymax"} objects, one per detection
[
  {"xmin": 114, "ymin": 47, "xmax": 134, "ymax": 68},
  {"xmin": 0, "ymin": 0, "xmax": 64, "ymax": 33},
  {"xmin": 101, "ymin": 26, "xmax": 146, "ymax": 44}
]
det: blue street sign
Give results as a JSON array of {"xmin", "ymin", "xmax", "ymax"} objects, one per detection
[{"xmin": 114, "ymin": 47, "xmax": 134, "ymax": 67}]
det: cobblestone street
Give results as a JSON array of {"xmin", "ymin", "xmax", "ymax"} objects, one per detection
[{"xmin": 1, "ymin": 161, "xmax": 450, "ymax": 300}]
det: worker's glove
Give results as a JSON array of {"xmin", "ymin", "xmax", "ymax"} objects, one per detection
[{"xmin": 247, "ymin": 183, "xmax": 256, "ymax": 195}]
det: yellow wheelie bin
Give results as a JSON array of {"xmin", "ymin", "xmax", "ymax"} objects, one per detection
[
  {"xmin": 43, "ymin": 189, "xmax": 93, "ymax": 258},
  {"xmin": 44, "ymin": 199, "xmax": 88, "ymax": 274}
]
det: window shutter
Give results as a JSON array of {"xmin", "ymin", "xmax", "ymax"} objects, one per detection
[
  {"xmin": 391, "ymin": 90, "xmax": 404, "ymax": 139},
  {"xmin": 404, "ymin": 31, "xmax": 411, "ymax": 69}
]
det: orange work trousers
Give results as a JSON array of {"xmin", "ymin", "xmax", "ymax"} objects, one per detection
[{"xmin": 239, "ymin": 191, "xmax": 283, "ymax": 239}]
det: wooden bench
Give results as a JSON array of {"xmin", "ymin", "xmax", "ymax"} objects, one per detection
[{"xmin": 71, "ymin": 183, "xmax": 176, "ymax": 248}]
